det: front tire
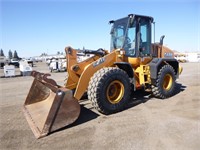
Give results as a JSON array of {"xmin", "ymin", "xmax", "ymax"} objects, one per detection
[
  {"xmin": 87, "ymin": 67, "xmax": 131, "ymax": 114},
  {"xmin": 151, "ymin": 65, "xmax": 176, "ymax": 99}
]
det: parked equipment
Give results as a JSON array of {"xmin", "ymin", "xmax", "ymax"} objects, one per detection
[
  {"xmin": 4, "ymin": 65, "xmax": 15, "ymax": 77},
  {"xmin": 9, "ymin": 59, "xmax": 19, "ymax": 67},
  {"xmin": 174, "ymin": 53, "xmax": 189, "ymax": 63},
  {"xmin": 0, "ymin": 56, "xmax": 7, "ymax": 68},
  {"xmin": 23, "ymin": 14, "xmax": 182, "ymax": 138},
  {"xmin": 49, "ymin": 58, "xmax": 66, "ymax": 72},
  {"xmin": 19, "ymin": 61, "xmax": 33, "ymax": 76}
]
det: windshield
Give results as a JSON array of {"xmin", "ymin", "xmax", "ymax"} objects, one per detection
[
  {"xmin": 110, "ymin": 15, "xmax": 152, "ymax": 57},
  {"xmin": 110, "ymin": 17, "xmax": 129, "ymax": 50}
]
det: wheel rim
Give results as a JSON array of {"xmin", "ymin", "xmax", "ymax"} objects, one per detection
[
  {"xmin": 106, "ymin": 80, "xmax": 124, "ymax": 104},
  {"xmin": 163, "ymin": 74, "xmax": 173, "ymax": 91}
]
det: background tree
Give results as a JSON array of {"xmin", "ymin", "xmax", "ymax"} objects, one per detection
[
  {"xmin": 40, "ymin": 53, "xmax": 48, "ymax": 56},
  {"xmin": 57, "ymin": 51, "xmax": 60, "ymax": 55},
  {"xmin": 13, "ymin": 50, "xmax": 19, "ymax": 59},
  {"xmin": 8, "ymin": 50, "xmax": 13, "ymax": 59},
  {"xmin": 0, "ymin": 49, "xmax": 5, "ymax": 56}
]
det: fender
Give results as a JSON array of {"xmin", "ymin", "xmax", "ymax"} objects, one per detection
[
  {"xmin": 149, "ymin": 58, "xmax": 179, "ymax": 80},
  {"xmin": 114, "ymin": 62, "xmax": 134, "ymax": 78}
]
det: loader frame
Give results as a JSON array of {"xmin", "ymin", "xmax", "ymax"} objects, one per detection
[{"xmin": 23, "ymin": 14, "xmax": 182, "ymax": 139}]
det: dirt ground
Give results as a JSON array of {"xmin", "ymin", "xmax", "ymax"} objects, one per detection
[{"xmin": 0, "ymin": 62, "xmax": 199, "ymax": 150}]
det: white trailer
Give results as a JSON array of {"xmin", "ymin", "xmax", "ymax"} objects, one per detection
[
  {"xmin": 49, "ymin": 59, "xmax": 66, "ymax": 72},
  {"xmin": 19, "ymin": 61, "xmax": 33, "ymax": 76},
  {"xmin": 186, "ymin": 53, "xmax": 200, "ymax": 62},
  {"xmin": 4, "ymin": 65, "xmax": 15, "ymax": 77}
]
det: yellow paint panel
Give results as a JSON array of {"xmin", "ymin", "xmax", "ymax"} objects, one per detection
[{"xmin": 74, "ymin": 52, "xmax": 117, "ymax": 100}]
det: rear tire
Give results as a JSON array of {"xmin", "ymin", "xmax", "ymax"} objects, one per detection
[
  {"xmin": 87, "ymin": 67, "xmax": 131, "ymax": 114},
  {"xmin": 151, "ymin": 65, "xmax": 176, "ymax": 99}
]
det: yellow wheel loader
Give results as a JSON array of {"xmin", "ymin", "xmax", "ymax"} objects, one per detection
[{"xmin": 23, "ymin": 14, "xmax": 182, "ymax": 138}]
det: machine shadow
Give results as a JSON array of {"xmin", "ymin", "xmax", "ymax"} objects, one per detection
[
  {"xmin": 0, "ymin": 74, "xmax": 32, "ymax": 78},
  {"xmin": 175, "ymin": 83, "xmax": 186, "ymax": 94},
  {"xmin": 71, "ymin": 104, "xmax": 100, "ymax": 126},
  {"xmin": 126, "ymin": 82, "xmax": 186, "ymax": 109},
  {"xmin": 51, "ymin": 104, "xmax": 99, "ymax": 135},
  {"xmin": 126, "ymin": 89, "xmax": 152, "ymax": 109},
  {"xmin": 51, "ymin": 83, "xmax": 186, "ymax": 135}
]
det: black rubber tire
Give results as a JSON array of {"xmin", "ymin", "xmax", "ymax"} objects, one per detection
[
  {"xmin": 151, "ymin": 65, "xmax": 176, "ymax": 99},
  {"xmin": 87, "ymin": 67, "xmax": 131, "ymax": 114}
]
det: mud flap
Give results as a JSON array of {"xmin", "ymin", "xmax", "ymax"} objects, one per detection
[{"xmin": 23, "ymin": 71, "xmax": 80, "ymax": 139}]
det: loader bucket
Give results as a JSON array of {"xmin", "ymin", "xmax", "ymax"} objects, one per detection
[{"xmin": 23, "ymin": 71, "xmax": 80, "ymax": 139}]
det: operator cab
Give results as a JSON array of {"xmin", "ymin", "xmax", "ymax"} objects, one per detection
[{"xmin": 110, "ymin": 14, "xmax": 153, "ymax": 57}]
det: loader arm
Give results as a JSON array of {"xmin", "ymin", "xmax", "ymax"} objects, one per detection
[
  {"xmin": 65, "ymin": 47, "xmax": 123, "ymax": 100},
  {"xmin": 74, "ymin": 52, "xmax": 118, "ymax": 100},
  {"xmin": 64, "ymin": 47, "xmax": 101, "ymax": 89}
]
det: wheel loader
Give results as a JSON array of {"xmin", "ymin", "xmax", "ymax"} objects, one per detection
[{"xmin": 23, "ymin": 14, "xmax": 183, "ymax": 138}]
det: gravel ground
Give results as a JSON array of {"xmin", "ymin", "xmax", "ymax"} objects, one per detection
[{"xmin": 0, "ymin": 62, "xmax": 199, "ymax": 150}]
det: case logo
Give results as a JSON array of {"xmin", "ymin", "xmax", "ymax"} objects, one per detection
[
  {"xmin": 93, "ymin": 58, "xmax": 105, "ymax": 67},
  {"xmin": 164, "ymin": 52, "xmax": 173, "ymax": 58}
]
